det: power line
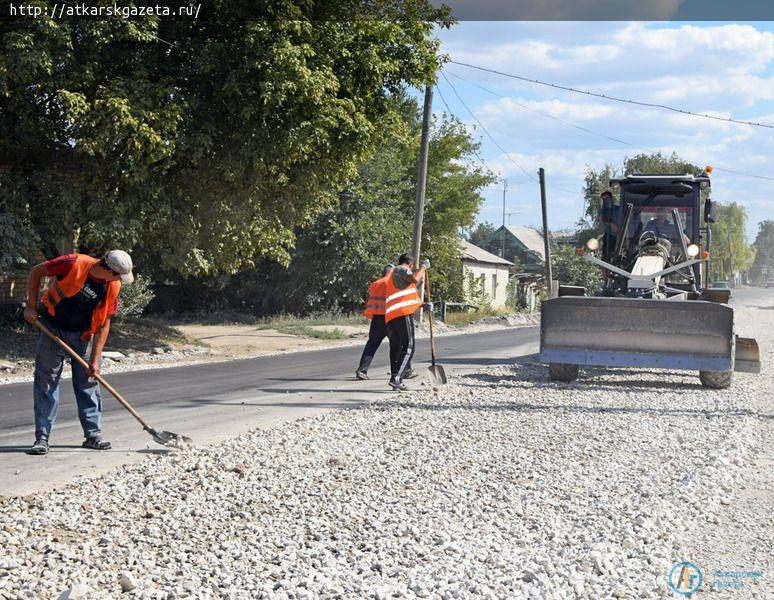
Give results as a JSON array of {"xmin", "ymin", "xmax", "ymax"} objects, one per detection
[
  {"xmin": 445, "ymin": 69, "xmax": 774, "ymax": 183},
  {"xmin": 449, "ymin": 59, "xmax": 774, "ymax": 131},
  {"xmin": 441, "ymin": 72, "xmax": 538, "ymax": 184},
  {"xmin": 435, "ymin": 85, "xmax": 499, "ymax": 178},
  {"xmin": 440, "ymin": 72, "xmax": 583, "ymax": 199}
]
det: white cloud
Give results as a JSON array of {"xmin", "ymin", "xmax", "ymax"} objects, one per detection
[{"xmin": 439, "ymin": 22, "xmax": 774, "ymax": 239}]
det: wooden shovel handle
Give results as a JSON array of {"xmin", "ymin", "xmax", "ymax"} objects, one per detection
[
  {"xmin": 423, "ymin": 273, "xmax": 437, "ymax": 366},
  {"xmin": 33, "ymin": 319, "xmax": 152, "ymax": 431}
]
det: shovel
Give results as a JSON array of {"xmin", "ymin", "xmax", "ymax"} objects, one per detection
[
  {"xmin": 33, "ymin": 319, "xmax": 192, "ymax": 448},
  {"xmin": 423, "ymin": 273, "xmax": 447, "ymax": 385}
]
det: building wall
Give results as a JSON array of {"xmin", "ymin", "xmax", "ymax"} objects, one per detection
[{"xmin": 462, "ymin": 261, "xmax": 511, "ymax": 309}]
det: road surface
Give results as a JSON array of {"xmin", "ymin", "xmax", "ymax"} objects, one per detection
[{"xmin": 0, "ymin": 325, "xmax": 539, "ymax": 496}]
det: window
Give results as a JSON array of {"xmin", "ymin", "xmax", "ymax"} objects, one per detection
[{"xmin": 492, "ymin": 273, "xmax": 497, "ymax": 298}]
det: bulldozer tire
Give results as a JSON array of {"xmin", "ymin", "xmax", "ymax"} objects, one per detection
[
  {"xmin": 549, "ymin": 363, "xmax": 579, "ymax": 382},
  {"xmin": 699, "ymin": 370, "xmax": 732, "ymax": 389}
]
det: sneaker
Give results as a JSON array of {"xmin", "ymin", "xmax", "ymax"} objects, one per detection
[
  {"xmin": 82, "ymin": 436, "xmax": 111, "ymax": 450},
  {"xmin": 355, "ymin": 370, "xmax": 369, "ymax": 380},
  {"xmin": 388, "ymin": 379, "xmax": 408, "ymax": 391},
  {"xmin": 27, "ymin": 437, "xmax": 49, "ymax": 455},
  {"xmin": 403, "ymin": 369, "xmax": 419, "ymax": 379}
]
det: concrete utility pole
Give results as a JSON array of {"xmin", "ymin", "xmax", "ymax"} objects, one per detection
[
  {"xmin": 725, "ymin": 222, "xmax": 734, "ymax": 283},
  {"xmin": 539, "ymin": 168, "xmax": 553, "ymax": 295},
  {"xmin": 411, "ymin": 85, "xmax": 433, "ymax": 268},
  {"xmin": 501, "ymin": 179, "xmax": 508, "ymax": 258},
  {"xmin": 411, "ymin": 85, "xmax": 433, "ymax": 319}
]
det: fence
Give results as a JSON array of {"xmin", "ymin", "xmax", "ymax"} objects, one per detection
[{"xmin": 0, "ymin": 277, "xmax": 27, "ymax": 304}]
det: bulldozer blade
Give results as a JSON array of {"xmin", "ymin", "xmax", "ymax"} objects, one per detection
[
  {"xmin": 734, "ymin": 336, "xmax": 760, "ymax": 373},
  {"xmin": 540, "ymin": 296, "xmax": 736, "ymax": 373}
]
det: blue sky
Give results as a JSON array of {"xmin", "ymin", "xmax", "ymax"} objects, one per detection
[{"xmin": 430, "ymin": 21, "xmax": 774, "ymax": 240}]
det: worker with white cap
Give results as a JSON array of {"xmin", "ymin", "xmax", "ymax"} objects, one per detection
[{"xmin": 23, "ymin": 250, "xmax": 135, "ymax": 455}]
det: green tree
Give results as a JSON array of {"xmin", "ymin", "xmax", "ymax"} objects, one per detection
[
  {"xmin": 466, "ymin": 221, "xmax": 496, "ymax": 248},
  {"xmin": 0, "ymin": 2, "xmax": 451, "ymax": 277},
  {"xmin": 707, "ymin": 202, "xmax": 755, "ymax": 282},
  {"xmin": 0, "ymin": 207, "xmax": 39, "ymax": 275},
  {"xmin": 116, "ymin": 274, "xmax": 155, "ymax": 319},
  {"xmin": 551, "ymin": 243, "xmax": 601, "ymax": 289},
  {"xmin": 577, "ymin": 163, "xmax": 617, "ymax": 239},
  {"xmin": 750, "ymin": 220, "xmax": 774, "ymax": 283},
  {"xmin": 242, "ymin": 97, "xmax": 495, "ymax": 314},
  {"xmin": 578, "ymin": 152, "xmax": 703, "ymax": 238}
]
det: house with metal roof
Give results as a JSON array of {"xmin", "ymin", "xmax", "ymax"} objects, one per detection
[
  {"xmin": 483, "ymin": 225, "xmax": 545, "ymax": 273},
  {"xmin": 459, "ymin": 239, "xmax": 514, "ymax": 309}
]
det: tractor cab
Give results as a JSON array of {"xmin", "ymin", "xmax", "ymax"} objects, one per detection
[
  {"xmin": 539, "ymin": 166, "xmax": 760, "ymax": 389},
  {"xmin": 603, "ymin": 173, "xmax": 713, "ymax": 295}
]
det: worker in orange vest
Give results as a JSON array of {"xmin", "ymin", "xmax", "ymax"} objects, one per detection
[
  {"xmin": 384, "ymin": 252, "xmax": 429, "ymax": 391},
  {"xmin": 355, "ymin": 264, "xmax": 396, "ymax": 380},
  {"xmin": 23, "ymin": 251, "xmax": 134, "ymax": 455}
]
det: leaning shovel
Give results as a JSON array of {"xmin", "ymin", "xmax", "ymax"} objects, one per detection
[
  {"xmin": 33, "ymin": 319, "xmax": 192, "ymax": 448},
  {"xmin": 423, "ymin": 273, "xmax": 447, "ymax": 385}
]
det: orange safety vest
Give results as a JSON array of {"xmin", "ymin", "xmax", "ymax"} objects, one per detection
[
  {"xmin": 384, "ymin": 272, "xmax": 421, "ymax": 324},
  {"xmin": 364, "ymin": 275, "xmax": 389, "ymax": 319},
  {"xmin": 41, "ymin": 254, "xmax": 121, "ymax": 340}
]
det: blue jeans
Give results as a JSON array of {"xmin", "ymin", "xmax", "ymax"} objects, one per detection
[{"xmin": 33, "ymin": 324, "xmax": 103, "ymax": 440}]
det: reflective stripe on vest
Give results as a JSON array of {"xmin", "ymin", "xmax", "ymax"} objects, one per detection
[
  {"xmin": 364, "ymin": 277, "xmax": 389, "ymax": 319},
  {"xmin": 384, "ymin": 277, "xmax": 421, "ymax": 323},
  {"xmin": 45, "ymin": 279, "xmax": 65, "ymax": 308}
]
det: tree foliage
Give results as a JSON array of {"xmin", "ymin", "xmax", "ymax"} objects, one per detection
[
  {"xmin": 707, "ymin": 202, "xmax": 755, "ymax": 281},
  {"xmin": 232, "ymin": 96, "xmax": 495, "ymax": 314},
  {"xmin": 0, "ymin": 2, "xmax": 451, "ymax": 278},
  {"xmin": 0, "ymin": 202, "xmax": 39, "ymax": 275},
  {"xmin": 750, "ymin": 220, "xmax": 774, "ymax": 283},
  {"xmin": 578, "ymin": 152, "xmax": 702, "ymax": 238},
  {"xmin": 116, "ymin": 274, "xmax": 155, "ymax": 319},
  {"xmin": 551, "ymin": 243, "xmax": 601, "ymax": 290},
  {"xmin": 466, "ymin": 221, "xmax": 496, "ymax": 248}
]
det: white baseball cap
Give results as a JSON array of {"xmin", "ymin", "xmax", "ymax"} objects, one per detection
[{"xmin": 104, "ymin": 250, "xmax": 134, "ymax": 284}]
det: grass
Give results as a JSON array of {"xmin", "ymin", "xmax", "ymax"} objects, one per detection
[
  {"xmin": 161, "ymin": 310, "xmax": 368, "ymax": 329},
  {"xmin": 443, "ymin": 305, "xmax": 513, "ymax": 327},
  {"xmin": 145, "ymin": 311, "xmax": 366, "ymax": 341},
  {"xmin": 274, "ymin": 323, "xmax": 348, "ymax": 340}
]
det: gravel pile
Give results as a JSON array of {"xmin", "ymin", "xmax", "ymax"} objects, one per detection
[{"xmin": 0, "ymin": 303, "xmax": 769, "ymax": 599}]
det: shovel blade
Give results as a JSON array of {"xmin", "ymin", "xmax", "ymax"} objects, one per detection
[
  {"xmin": 428, "ymin": 364, "xmax": 448, "ymax": 385},
  {"xmin": 150, "ymin": 429, "xmax": 193, "ymax": 448}
]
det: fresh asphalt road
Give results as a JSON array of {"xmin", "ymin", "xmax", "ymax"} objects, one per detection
[
  {"xmin": 0, "ymin": 326, "xmax": 538, "ymax": 432},
  {"xmin": 0, "ymin": 326, "xmax": 540, "ymax": 496}
]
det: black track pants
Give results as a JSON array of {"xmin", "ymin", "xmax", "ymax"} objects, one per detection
[
  {"xmin": 387, "ymin": 314, "xmax": 415, "ymax": 382},
  {"xmin": 357, "ymin": 316, "xmax": 387, "ymax": 374}
]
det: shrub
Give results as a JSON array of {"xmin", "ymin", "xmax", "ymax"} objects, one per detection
[{"xmin": 117, "ymin": 274, "xmax": 155, "ymax": 319}]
